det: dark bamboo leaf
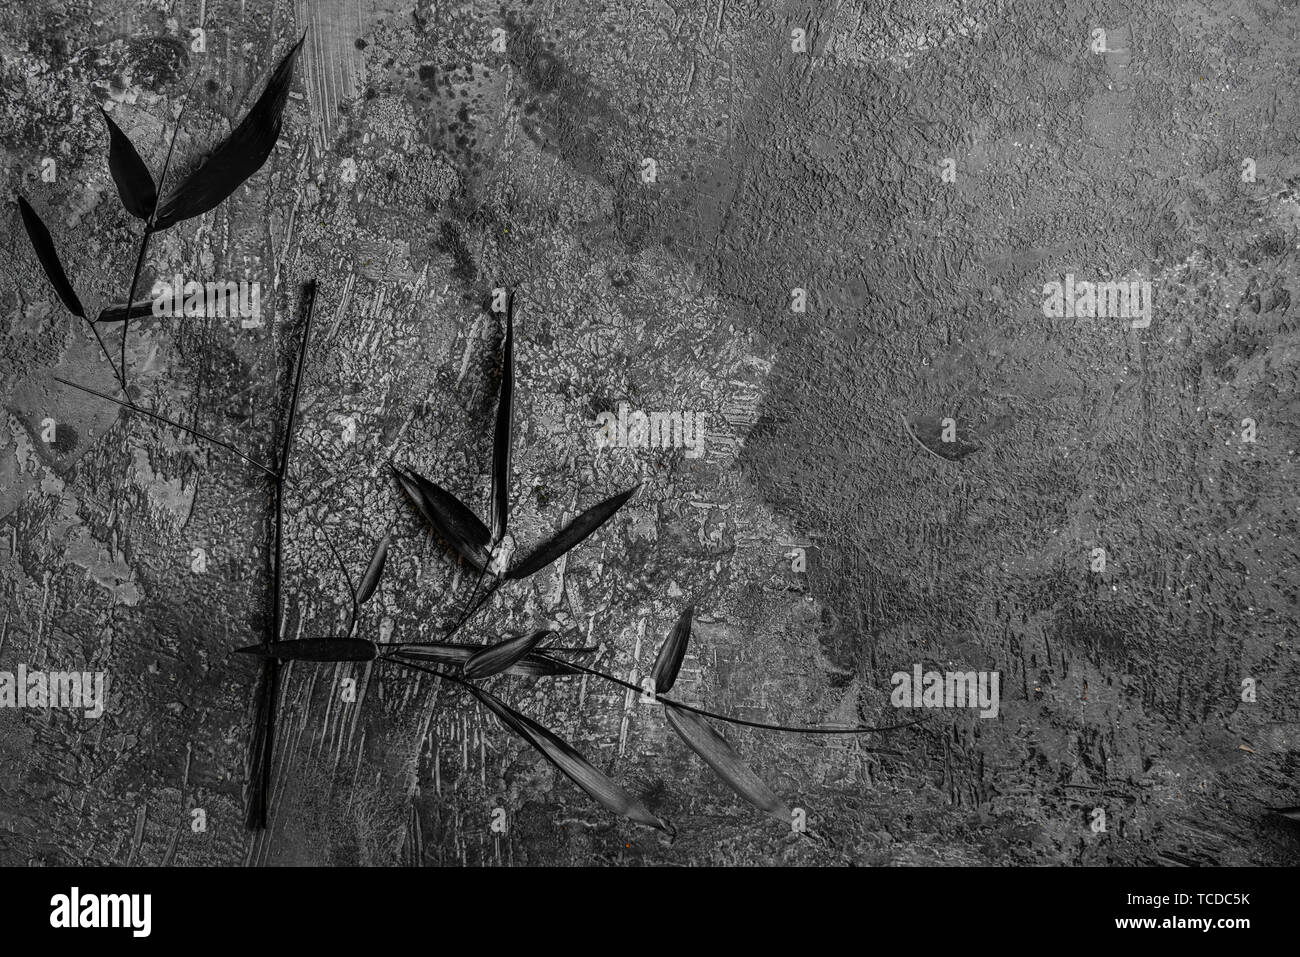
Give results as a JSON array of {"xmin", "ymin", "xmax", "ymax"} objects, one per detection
[
  {"xmin": 244, "ymin": 657, "xmax": 277, "ymax": 829},
  {"xmin": 463, "ymin": 629, "xmax": 551, "ymax": 681},
  {"xmin": 236, "ymin": 636, "xmax": 377, "ymax": 661},
  {"xmin": 95, "ymin": 300, "xmax": 156, "ymax": 324},
  {"xmin": 665, "ymin": 706, "xmax": 790, "ymax": 822},
  {"xmin": 100, "ymin": 108, "xmax": 157, "ymax": 219},
  {"xmin": 394, "ymin": 466, "xmax": 491, "ymax": 571},
  {"xmin": 490, "ymin": 293, "xmax": 514, "ymax": 543},
  {"xmin": 152, "ymin": 34, "xmax": 304, "ymax": 231},
  {"xmin": 16, "ymin": 195, "xmax": 84, "ymax": 318},
  {"xmin": 394, "ymin": 643, "xmax": 578, "ymax": 678},
  {"xmin": 650, "ymin": 604, "xmax": 693, "ymax": 695},
  {"xmin": 471, "ymin": 686, "xmax": 663, "ymax": 828},
  {"xmin": 356, "ymin": 532, "xmax": 390, "ymax": 605},
  {"xmin": 507, "ymin": 484, "xmax": 640, "ymax": 581},
  {"xmin": 1273, "ymin": 807, "xmax": 1300, "ymax": 823}
]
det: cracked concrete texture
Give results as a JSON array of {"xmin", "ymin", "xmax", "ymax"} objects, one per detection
[{"xmin": 1, "ymin": 0, "xmax": 1298, "ymax": 865}]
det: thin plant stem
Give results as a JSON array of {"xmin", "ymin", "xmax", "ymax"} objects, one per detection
[
  {"xmin": 442, "ymin": 577, "xmax": 501, "ymax": 642},
  {"xmin": 52, "ymin": 375, "xmax": 276, "ymax": 477},
  {"xmin": 533, "ymin": 652, "xmax": 932, "ymax": 736}
]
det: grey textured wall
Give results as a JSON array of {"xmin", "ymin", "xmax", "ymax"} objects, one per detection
[{"xmin": 1, "ymin": 0, "xmax": 1298, "ymax": 865}]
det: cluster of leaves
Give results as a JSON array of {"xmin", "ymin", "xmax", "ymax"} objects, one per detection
[
  {"xmin": 17, "ymin": 34, "xmax": 304, "ymax": 392},
  {"xmin": 17, "ymin": 30, "xmax": 900, "ymax": 837}
]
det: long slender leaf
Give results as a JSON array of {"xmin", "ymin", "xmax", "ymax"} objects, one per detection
[
  {"xmin": 665, "ymin": 706, "xmax": 790, "ymax": 822},
  {"xmin": 650, "ymin": 604, "xmax": 693, "ymax": 695},
  {"xmin": 236, "ymin": 637, "xmax": 378, "ymax": 661},
  {"xmin": 392, "ymin": 643, "xmax": 577, "ymax": 678},
  {"xmin": 394, "ymin": 466, "xmax": 491, "ymax": 571},
  {"xmin": 16, "ymin": 195, "xmax": 84, "ymax": 318},
  {"xmin": 152, "ymin": 34, "xmax": 304, "ymax": 231},
  {"xmin": 490, "ymin": 292, "xmax": 514, "ymax": 543},
  {"xmin": 507, "ymin": 484, "xmax": 640, "ymax": 581},
  {"xmin": 470, "ymin": 686, "xmax": 663, "ymax": 828},
  {"xmin": 245, "ymin": 657, "xmax": 277, "ymax": 829},
  {"xmin": 100, "ymin": 108, "xmax": 157, "ymax": 219},
  {"xmin": 357, "ymin": 532, "xmax": 390, "ymax": 605},
  {"xmin": 463, "ymin": 629, "xmax": 551, "ymax": 680}
]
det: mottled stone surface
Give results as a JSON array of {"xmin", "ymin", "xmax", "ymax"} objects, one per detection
[{"xmin": 1, "ymin": 0, "xmax": 1297, "ymax": 866}]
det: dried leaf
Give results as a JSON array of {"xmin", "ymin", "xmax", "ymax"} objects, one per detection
[
  {"xmin": 490, "ymin": 293, "xmax": 514, "ymax": 543},
  {"xmin": 100, "ymin": 108, "xmax": 156, "ymax": 219},
  {"xmin": 394, "ymin": 466, "xmax": 491, "ymax": 571},
  {"xmin": 394, "ymin": 643, "xmax": 577, "ymax": 678},
  {"xmin": 471, "ymin": 686, "xmax": 663, "ymax": 828},
  {"xmin": 95, "ymin": 300, "xmax": 156, "ymax": 324},
  {"xmin": 356, "ymin": 532, "xmax": 390, "ymax": 605},
  {"xmin": 666, "ymin": 706, "xmax": 790, "ymax": 822},
  {"xmin": 16, "ymin": 195, "xmax": 84, "ymax": 318},
  {"xmin": 650, "ymin": 605, "xmax": 693, "ymax": 695},
  {"xmin": 463, "ymin": 629, "xmax": 551, "ymax": 680},
  {"xmin": 152, "ymin": 34, "xmax": 304, "ymax": 231},
  {"xmin": 236, "ymin": 637, "xmax": 377, "ymax": 661},
  {"xmin": 507, "ymin": 484, "xmax": 640, "ymax": 581}
]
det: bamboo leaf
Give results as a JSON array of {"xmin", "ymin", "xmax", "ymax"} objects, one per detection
[
  {"xmin": 463, "ymin": 629, "xmax": 551, "ymax": 681},
  {"xmin": 490, "ymin": 292, "xmax": 514, "ymax": 543},
  {"xmin": 356, "ymin": 532, "xmax": 390, "ymax": 605},
  {"xmin": 16, "ymin": 195, "xmax": 84, "ymax": 318},
  {"xmin": 650, "ymin": 604, "xmax": 693, "ymax": 695},
  {"xmin": 99, "ymin": 108, "xmax": 157, "ymax": 219},
  {"xmin": 507, "ymin": 484, "xmax": 640, "ymax": 581},
  {"xmin": 393, "ymin": 643, "xmax": 578, "ymax": 678},
  {"xmin": 666, "ymin": 706, "xmax": 790, "ymax": 822},
  {"xmin": 394, "ymin": 466, "xmax": 491, "ymax": 571},
  {"xmin": 152, "ymin": 34, "xmax": 304, "ymax": 231},
  {"xmin": 471, "ymin": 686, "xmax": 664, "ymax": 828},
  {"xmin": 95, "ymin": 300, "xmax": 157, "ymax": 323},
  {"xmin": 235, "ymin": 637, "xmax": 377, "ymax": 661}
]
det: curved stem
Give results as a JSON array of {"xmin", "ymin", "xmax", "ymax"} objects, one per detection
[{"xmin": 533, "ymin": 653, "xmax": 931, "ymax": 735}]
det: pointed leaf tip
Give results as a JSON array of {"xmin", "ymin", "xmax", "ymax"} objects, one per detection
[
  {"xmin": 16, "ymin": 195, "xmax": 84, "ymax": 318},
  {"xmin": 99, "ymin": 108, "xmax": 157, "ymax": 219},
  {"xmin": 507, "ymin": 483, "xmax": 640, "ymax": 581},
  {"xmin": 650, "ymin": 604, "xmax": 693, "ymax": 695},
  {"xmin": 463, "ymin": 629, "xmax": 551, "ymax": 681}
]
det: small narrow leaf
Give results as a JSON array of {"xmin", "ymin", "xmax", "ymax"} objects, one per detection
[
  {"xmin": 463, "ymin": 629, "xmax": 551, "ymax": 681},
  {"xmin": 507, "ymin": 484, "xmax": 640, "ymax": 581},
  {"xmin": 394, "ymin": 643, "xmax": 578, "ymax": 678},
  {"xmin": 152, "ymin": 34, "xmax": 304, "ymax": 231},
  {"xmin": 471, "ymin": 686, "xmax": 663, "ymax": 828},
  {"xmin": 95, "ymin": 300, "xmax": 157, "ymax": 324},
  {"xmin": 1274, "ymin": 807, "xmax": 1300, "ymax": 823},
  {"xmin": 650, "ymin": 605, "xmax": 693, "ymax": 695},
  {"xmin": 394, "ymin": 466, "xmax": 491, "ymax": 571},
  {"xmin": 16, "ymin": 195, "xmax": 84, "ymax": 318},
  {"xmin": 356, "ymin": 532, "xmax": 390, "ymax": 605},
  {"xmin": 100, "ymin": 108, "xmax": 157, "ymax": 219},
  {"xmin": 235, "ymin": 637, "xmax": 377, "ymax": 661},
  {"xmin": 666, "ymin": 706, "xmax": 790, "ymax": 822},
  {"xmin": 490, "ymin": 293, "xmax": 514, "ymax": 543}
]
